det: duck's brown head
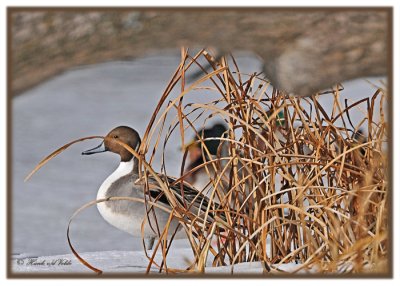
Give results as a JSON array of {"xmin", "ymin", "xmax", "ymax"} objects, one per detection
[{"xmin": 82, "ymin": 126, "xmax": 141, "ymax": 162}]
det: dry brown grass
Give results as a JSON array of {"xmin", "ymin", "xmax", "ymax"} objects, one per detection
[{"xmin": 27, "ymin": 49, "xmax": 389, "ymax": 275}]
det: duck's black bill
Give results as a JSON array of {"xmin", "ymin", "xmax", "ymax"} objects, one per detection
[{"xmin": 82, "ymin": 142, "xmax": 107, "ymax": 155}]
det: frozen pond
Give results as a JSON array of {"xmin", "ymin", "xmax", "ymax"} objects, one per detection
[{"xmin": 11, "ymin": 53, "xmax": 386, "ymax": 259}]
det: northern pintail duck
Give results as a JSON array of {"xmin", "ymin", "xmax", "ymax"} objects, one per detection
[{"xmin": 82, "ymin": 126, "xmax": 220, "ymax": 249}]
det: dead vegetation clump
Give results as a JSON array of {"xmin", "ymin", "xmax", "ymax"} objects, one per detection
[
  {"xmin": 27, "ymin": 49, "xmax": 389, "ymax": 275},
  {"xmin": 136, "ymin": 49, "xmax": 388, "ymax": 274}
]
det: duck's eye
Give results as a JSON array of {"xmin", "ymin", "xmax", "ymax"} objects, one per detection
[{"xmin": 113, "ymin": 135, "xmax": 118, "ymax": 139}]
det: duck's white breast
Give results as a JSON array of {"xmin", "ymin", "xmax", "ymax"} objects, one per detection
[
  {"xmin": 96, "ymin": 159, "xmax": 147, "ymax": 237},
  {"xmin": 96, "ymin": 159, "xmax": 183, "ymax": 238}
]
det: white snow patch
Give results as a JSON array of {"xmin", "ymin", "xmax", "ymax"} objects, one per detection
[{"xmin": 12, "ymin": 249, "xmax": 308, "ymax": 275}]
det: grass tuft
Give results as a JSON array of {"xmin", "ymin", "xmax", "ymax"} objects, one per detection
[{"xmin": 27, "ymin": 49, "xmax": 389, "ymax": 275}]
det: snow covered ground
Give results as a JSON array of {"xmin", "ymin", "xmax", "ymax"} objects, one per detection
[
  {"xmin": 12, "ymin": 248, "xmax": 313, "ymax": 274},
  {"xmin": 11, "ymin": 52, "xmax": 386, "ymax": 273},
  {"xmin": 12, "ymin": 249, "xmax": 198, "ymax": 274}
]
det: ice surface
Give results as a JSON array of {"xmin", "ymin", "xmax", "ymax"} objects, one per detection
[
  {"xmin": 12, "ymin": 53, "xmax": 386, "ymax": 263},
  {"xmin": 12, "ymin": 248, "xmax": 309, "ymax": 274},
  {"xmin": 12, "ymin": 249, "xmax": 196, "ymax": 274}
]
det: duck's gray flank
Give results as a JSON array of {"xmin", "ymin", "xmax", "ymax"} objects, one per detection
[
  {"xmin": 104, "ymin": 173, "xmax": 140, "ymax": 215},
  {"xmin": 104, "ymin": 171, "xmax": 214, "ymax": 218}
]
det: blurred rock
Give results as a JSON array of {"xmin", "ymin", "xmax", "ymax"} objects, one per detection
[{"xmin": 10, "ymin": 9, "xmax": 388, "ymax": 96}]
